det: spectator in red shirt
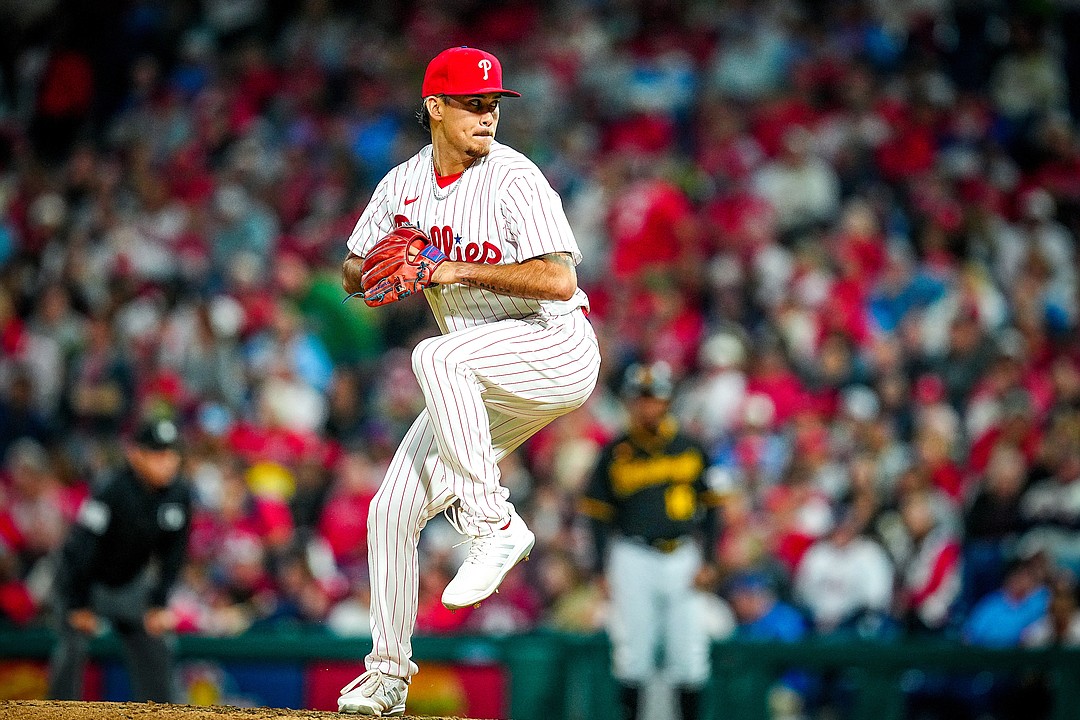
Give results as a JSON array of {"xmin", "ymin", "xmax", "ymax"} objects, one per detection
[
  {"xmin": 746, "ymin": 343, "xmax": 808, "ymax": 427},
  {"xmin": 874, "ymin": 96, "xmax": 938, "ymax": 185},
  {"xmin": 637, "ymin": 276, "xmax": 705, "ymax": 378},
  {"xmin": 701, "ymin": 182, "xmax": 777, "ymax": 272},
  {"xmin": 695, "ymin": 101, "xmax": 765, "ymax": 186},
  {"xmin": 749, "ymin": 61, "xmax": 821, "ymax": 158},
  {"xmin": 0, "ymin": 542, "xmax": 36, "ymax": 626},
  {"xmin": 1032, "ymin": 115, "xmax": 1080, "ymax": 209},
  {"xmin": 414, "ymin": 560, "xmax": 472, "ymax": 635},
  {"xmin": 894, "ymin": 490, "xmax": 963, "ymax": 633},
  {"xmin": 607, "ymin": 161, "xmax": 698, "ymax": 281},
  {"xmin": 967, "ymin": 388, "xmax": 1044, "ymax": 477},
  {"xmin": 763, "ymin": 466, "xmax": 834, "ymax": 574},
  {"xmin": 189, "ymin": 461, "xmax": 294, "ymax": 567},
  {"xmin": 318, "ymin": 450, "xmax": 380, "ymax": 578},
  {"xmin": 913, "ymin": 427, "xmax": 966, "ymax": 505},
  {"xmin": 30, "ymin": 45, "xmax": 93, "ymax": 164}
]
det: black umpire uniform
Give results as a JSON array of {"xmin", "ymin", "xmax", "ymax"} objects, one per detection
[
  {"xmin": 580, "ymin": 362, "xmax": 720, "ymax": 720},
  {"xmin": 49, "ymin": 417, "xmax": 192, "ymax": 702}
]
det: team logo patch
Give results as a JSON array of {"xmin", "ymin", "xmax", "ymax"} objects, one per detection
[
  {"xmin": 158, "ymin": 503, "xmax": 186, "ymax": 532},
  {"xmin": 478, "ymin": 59, "xmax": 491, "ymax": 80},
  {"xmin": 77, "ymin": 499, "xmax": 110, "ymax": 535}
]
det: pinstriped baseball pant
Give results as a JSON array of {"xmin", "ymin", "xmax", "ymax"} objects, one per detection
[{"xmin": 366, "ymin": 310, "xmax": 600, "ymax": 679}]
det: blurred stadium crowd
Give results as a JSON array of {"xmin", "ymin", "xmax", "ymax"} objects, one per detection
[{"xmin": 1, "ymin": 0, "xmax": 1080, "ymax": 661}]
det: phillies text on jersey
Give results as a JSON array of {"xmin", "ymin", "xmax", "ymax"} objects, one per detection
[{"xmin": 347, "ymin": 141, "xmax": 589, "ymax": 332}]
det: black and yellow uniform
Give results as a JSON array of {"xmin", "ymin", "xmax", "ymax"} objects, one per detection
[
  {"xmin": 582, "ymin": 416, "xmax": 718, "ymax": 558},
  {"xmin": 581, "ymin": 361, "xmax": 721, "ymax": 720}
]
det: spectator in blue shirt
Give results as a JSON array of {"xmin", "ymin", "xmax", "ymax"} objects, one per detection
[
  {"xmin": 727, "ymin": 571, "xmax": 810, "ymax": 712},
  {"xmin": 963, "ymin": 557, "xmax": 1050, "ymax": 648},
  {"xmin": 729, "ymin": 571, "xmax": 807, "ymax": 642}
]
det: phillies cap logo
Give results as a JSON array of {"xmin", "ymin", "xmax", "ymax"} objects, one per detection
[{"xmin": 421, "ymin": 46, "xmax": 521, "ymax": 97}]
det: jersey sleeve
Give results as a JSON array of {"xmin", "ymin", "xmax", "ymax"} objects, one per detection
[
  {"xmin": 500, "ymin": 169, "xmax": 582, "ymax": 263},
  {"xmin": 346, "ymin": 174, "xmax": 395, "ymax": 257},
  {"xmin": 689, "ymin": 440, "xmax": 720, "ymax": 562},
  {"xmin": 55, "ymin": 486, "xmax": 116, "ymax": 608},
  {"xmin": 151, "ymin": 484, "xmax": 193, "ymax": 607},
  {"xmin": 580, "ymin": 442, "xmax": 618, "ymax": 573},
  {"xmin": 580, "ymin": 443, "xmax": 616, "ymax": 522}
]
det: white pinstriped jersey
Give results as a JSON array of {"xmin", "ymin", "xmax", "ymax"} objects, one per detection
[
  {"xmin": 350, "ymin": 143, "xmax": 602, "ymax": 683},
  {"xmin": 346, "ymin": 141, "xmax": 589, "ymax": 333}
]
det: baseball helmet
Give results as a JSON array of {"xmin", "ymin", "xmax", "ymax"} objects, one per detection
[{"xmin": 621, "ymin": 361, "xmax": 674, "ymax": 401}]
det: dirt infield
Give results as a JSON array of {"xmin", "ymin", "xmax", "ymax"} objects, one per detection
[{"xmin": 0, "ymin": 700, "xmax": 474, "ymax": 720}]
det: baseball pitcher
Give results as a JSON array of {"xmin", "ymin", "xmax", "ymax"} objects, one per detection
[{"xmin": 337, "ymin": 46, "xmax": 601, "ymax": 716}]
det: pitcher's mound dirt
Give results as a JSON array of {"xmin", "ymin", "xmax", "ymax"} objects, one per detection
[{"xmin": 0, "ymin": 700, "xmax": 474, "ymax": 720}]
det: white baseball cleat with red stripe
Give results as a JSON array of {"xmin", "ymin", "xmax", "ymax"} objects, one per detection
[
  {"xmin": 338, "ymin": 670, "xmax": 408, "ymax": 716},
  {"xmin": 442, "ymin": 512, "xmax": 535, "ymax": 610}
]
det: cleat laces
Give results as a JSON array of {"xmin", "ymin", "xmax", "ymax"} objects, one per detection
[{"xmin": 444, "ymin": 504, "xmax": 517, "ymax": 567}]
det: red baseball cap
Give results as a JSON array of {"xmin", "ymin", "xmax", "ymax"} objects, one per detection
[{"xmin": 421, "ymin": 46, "xmax": 520, "ymax": 98}]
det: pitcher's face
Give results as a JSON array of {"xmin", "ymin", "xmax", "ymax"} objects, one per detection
[{"xmin": 432, "ymin": 94, "xmax": 501, "ymax": 159}]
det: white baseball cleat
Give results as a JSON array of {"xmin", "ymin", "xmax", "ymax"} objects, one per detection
[
  {"xmin": 338, "ymin": 670, "xmax": 408, "ymax": 716},
  {"xmin": 442, "ymin": 512, "xmax": 535, "ymax": 610}
]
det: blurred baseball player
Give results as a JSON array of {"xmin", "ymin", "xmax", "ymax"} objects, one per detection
[
  {"xmin": 581, "ymin": 362, "xmax": 720, "ymax": 720},
  {"xmin": 337, "ymin": 46, "xmax": 601, "ymax": 715}
]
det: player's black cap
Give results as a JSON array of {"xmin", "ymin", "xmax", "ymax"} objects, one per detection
[
  {"xmin": 726, "ymin": 570, "xmax": 772, "ymax": 595},
  {"xmin": 132, "ymin": 417, "xmax": 182, "ymax": 451},
  {"xmin": 621, "ymin": 361, "xmax": 674, "ymax": 401}
]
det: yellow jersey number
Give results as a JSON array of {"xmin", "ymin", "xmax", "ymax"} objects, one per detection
[{"xmin": 664, "ymin": 483, "xmax": 697, "ymax": 521}]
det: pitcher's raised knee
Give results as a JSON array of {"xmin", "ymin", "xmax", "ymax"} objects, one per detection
[{"xmin": 411, "ymin": 335, "xmax": 473, "ymax": 384}]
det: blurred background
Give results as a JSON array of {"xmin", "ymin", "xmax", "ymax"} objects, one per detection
[{"xmin": 0, "ymin": 0, "xmax": 1079, "ymax": 719}]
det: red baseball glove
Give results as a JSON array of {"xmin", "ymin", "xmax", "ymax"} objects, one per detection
[{"xmin": 360, "ymin": 225, "xmax": 447, "ymax": 307}]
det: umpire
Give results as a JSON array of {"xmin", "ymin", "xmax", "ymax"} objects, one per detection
[
  {"xmin": 49, "ymin": 417, "xmax": 192, "ymax": 702},
  {"xmin": 580, "ymin": 362, "xmax": 721, "ymax": 720}
]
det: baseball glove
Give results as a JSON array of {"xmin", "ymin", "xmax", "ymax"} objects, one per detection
[{"xmin": 360, "ymin": 225, "xmax": 447, "ymax": 307}]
